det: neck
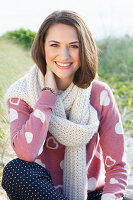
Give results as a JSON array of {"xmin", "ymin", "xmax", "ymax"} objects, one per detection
[{"xmin": 55, "ymin": 77, "xmax": 73, "ymax": 91}]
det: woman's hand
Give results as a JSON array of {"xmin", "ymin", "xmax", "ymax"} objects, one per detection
[{"xmin": 44, "ymin": 67, "xmax": 58, "ymax": 95}]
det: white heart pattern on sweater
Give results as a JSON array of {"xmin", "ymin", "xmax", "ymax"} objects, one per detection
[
  {"xmin": 88, "ymin": 177, "xmax": 97, "ymax": 191},
  {"xmin": 55, "ymin": 185, "xmax": 63, "ymax": 191},
  {"xmin": 60, "ymin": 160, "xmax": 64, "ymax": 170},
  {"xmin": 9, "ymin": 108, "xmax": 18, "ymax": 122},
  {"xmin": 25, "ymin": 132, "xmax": 33, "ymax": 144},
  {"xmin": 101, "ymin": 193, "xmax": 116, "ymax": 200},
  {"xmin": 100, "ymin": 90, "xmax": 110, "ymax": 106},
  {"xmin": 46, "ymin": 136, "xmax": 59, "ymax": 150},
  {"xmin": 105, "ymin": 155, "xmax": 116, "ymax": 168},
  {"xmin": 34, "ymin": 109, "xmax": 45, "ymax": 123},
  {"xmin": 38, "ymin": 140, "xmax": 45, "ymax": 156},
  {"xmin": 115, "ymin": 121, "xmax": 124, "ymax": 134},
  {"xmin": 110, "ymin": 178, "xmax": 119, "ymax": 184},
  {"xmin": 10, "ymin": 98, "xmax": 20, "ymax": 105}
]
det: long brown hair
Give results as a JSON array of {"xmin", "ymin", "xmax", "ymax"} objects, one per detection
[{"xmin": 31, "ymin": 10, "xmax": 98, "ymax": 89}]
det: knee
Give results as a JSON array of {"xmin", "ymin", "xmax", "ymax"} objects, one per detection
[
  {"xmin": 1, "ymin": 159, "xmax": 17, "ymax": 192},
  {"xmin": 2, "ymin": 158, "xmax": 21, "ymax": 178},
  {"xmin": 2, "ymin": 158, "xmax": 52, "ymax": 184},
  {"xmin": 2, "ymin": 158, "xmax": 26, "ymax": 187}
]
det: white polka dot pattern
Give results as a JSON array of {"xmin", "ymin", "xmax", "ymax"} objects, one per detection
[
  {"xmin": 60, "ymin": 160, "xmax": 64, "ymax": 170},
  {"xmin": 35, "ymin": 159, "xmax": 45, "ymax": 168},
  {"xmin": 46, "ymin": 136, "xmax": 59, "ymax": 150},
  {"xmin": 9, "ymin": 108, "xmax": 18, "ymax": 122},
  {"xmin": 25, "ymin": 132, "xmax": 33, "ymax": 144},
  {"xmin": 2, "ymin": 159, "xmax": 67, "ymax": 199},
  {"xmin": 100, "ymin": 90, "xmax": 110, "ymax": 106},
  {"xmin": 34, "ymin": 109, "xmax": 45, "ymax": 123},
  {"xmin": 110, "ymin": 178, "xmax": 119, "ymax": 184},
  {"xmin": 88, "ymin": 177, "xmax": 97, "ymax": 191},
  {"xmin": 38, "ymin": 140, "xmax": 45, "ymax": 156},
  {"xmin": 101, "ymin": 193, "xmax": 116, "ymax": 200},
  {"xmin": 105, "ymin": 156, "xmax": 116, "ymax": 168},
  {"xmin": 115, "ymin": 121, "xmax": 124, "ymax": 134}
]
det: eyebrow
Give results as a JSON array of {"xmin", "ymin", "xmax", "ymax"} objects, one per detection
[{"xmin": 48, "ymin": 40, "xmax": 79, "ymax": 44}]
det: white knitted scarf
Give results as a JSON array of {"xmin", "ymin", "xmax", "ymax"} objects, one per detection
[{"xmin": 5, "ymin": 65, "xmax": 99, "ymax": 200}]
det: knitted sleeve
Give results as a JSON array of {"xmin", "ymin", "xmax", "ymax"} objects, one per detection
[
  {"xmin": 8, "ymin": 90, "xmax": 56, "ymax": 161},
  {"xmin": 95, "ymin": 82, "xmax": 129, "ymax": 200}
]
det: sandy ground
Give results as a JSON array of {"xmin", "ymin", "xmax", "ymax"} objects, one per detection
[
  {"xmin": 125, "ymin": 135, "xmax": 133, "ymax": 190},
  {"xmin": 0, "ymin": 135, "xmax": 133, "ymax": 200}
]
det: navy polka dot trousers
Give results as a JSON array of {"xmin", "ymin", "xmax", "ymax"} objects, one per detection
[
  {"xmin": 2, "ymin": 158, "xmax": 67, "ymax": 200},
  {"xmin": 1, "ymin": 158, "xmax": 132, "ymax": 200}
]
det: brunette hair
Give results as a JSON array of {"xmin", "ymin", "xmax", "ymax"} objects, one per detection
[{"xmin": 31, "ymin": 10, "xmax": 98, "ymax": 88}]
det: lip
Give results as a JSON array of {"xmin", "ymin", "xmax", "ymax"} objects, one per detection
[{"xmin": 55, "ymin": 61, "xmax": 72, "ymax": 69}]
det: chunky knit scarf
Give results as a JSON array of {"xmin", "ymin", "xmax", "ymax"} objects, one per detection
[{"xmin": 5, "ymin": 65, "xmax": 99, "ymax": 200}]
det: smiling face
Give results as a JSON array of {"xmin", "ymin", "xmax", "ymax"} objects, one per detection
[{"xmin": 44, "ymin": 23, "xmax": 80, "ymax": 88}]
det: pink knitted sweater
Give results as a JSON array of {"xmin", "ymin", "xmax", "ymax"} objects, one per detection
[{"xmin": 8, "ymin": 80, "xmax": 128, "ymax": 199}]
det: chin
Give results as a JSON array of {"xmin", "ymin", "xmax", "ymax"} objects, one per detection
[
  {"xmin": 58, "ymin": 75, "xmax": 73, "ymax": 81},
  {"xmin": 55, "ymin": 72, "xmax": 73, "ymax": 79}
]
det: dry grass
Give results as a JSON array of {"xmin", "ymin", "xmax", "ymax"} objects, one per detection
[{"xmin": 0, "ymin": 38, "xmax": 33, "ymax": 197}]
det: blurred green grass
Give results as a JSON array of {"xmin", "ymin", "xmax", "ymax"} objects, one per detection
[
  {"xmin": 0, "ymin": 37, "xmax": 33, "ymax": 96},
  {"xmin": 98, "ymin": 36, "xmax": 133, "ymax": 131},
  {"xmin": 0, "ymin": 37, "xmax": 33, "ymax": 179},
  {"xmin": 0, "ymin": 37, "xmax": 33, "ymax": 136}
]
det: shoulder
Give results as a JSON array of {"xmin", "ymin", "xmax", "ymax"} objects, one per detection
[
  {"xmin": 91, "ymin": 80, "xmax": 113, "ymax": 102},
  {"xmin": 90, "ymin": 80, "xmax": 115, "ymax": 115},
  {"xmin": 91, "ymin": 80, "xmax": 112, "ymax": 92}
]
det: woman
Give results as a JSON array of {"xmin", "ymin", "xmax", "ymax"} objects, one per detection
[{"xmin": 2, "ymin": 10, "xmax": 131, "ymax": 200}]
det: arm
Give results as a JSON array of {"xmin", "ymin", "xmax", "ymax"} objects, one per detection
[
  {"xmin": 8, "ymin": 91, "xmax": 56, "ymax": 161},
  {"xmin": 8, "ymin": 67, "xmax": 58, "ymax": 161},
  {"xmin": 98, "ymin": 83, "xmax": 129, "ymax": 200}
]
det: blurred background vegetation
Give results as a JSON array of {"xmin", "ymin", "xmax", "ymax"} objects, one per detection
[{"xmin": 0, "ymin": 29, "xmax": 133, "ymax": 180}]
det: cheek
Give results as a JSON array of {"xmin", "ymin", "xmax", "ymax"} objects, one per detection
[
  {"xmin": 71, "ymin": 51, "xmax": 80, "ymax": 62},
  {"xmin": 45, "ymin": 48, "xmax": 57, "ymax": 62}
]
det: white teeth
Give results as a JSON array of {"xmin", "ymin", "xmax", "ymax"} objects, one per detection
[{"xmin": 56, "ymin": 62, "xmax": 71, "ymax": 67}]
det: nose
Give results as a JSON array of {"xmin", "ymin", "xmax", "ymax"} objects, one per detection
[{"xmin": 59, "ymin": 46, "xmax": 70, "ymax": 60}]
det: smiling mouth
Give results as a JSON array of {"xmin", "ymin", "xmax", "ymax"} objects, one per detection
[{"xmin": 55, "ymin": 61, "xmax": 72, "ymax": 69}]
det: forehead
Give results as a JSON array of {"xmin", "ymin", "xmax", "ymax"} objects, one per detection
[{"xmin": 46, "ymin": 23, "xmax": 79, "ymax": 41}]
